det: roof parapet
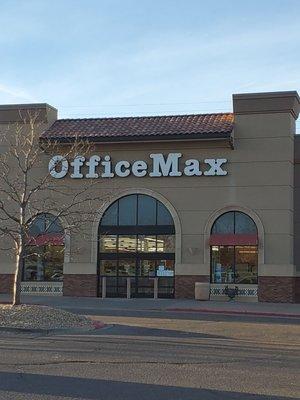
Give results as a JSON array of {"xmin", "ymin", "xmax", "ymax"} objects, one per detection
[
  {"xmin": 0, "ymin": 103, "xmax": 57, "ymax": 124},
  {"xmin": 233, "ymin": 91, "xmax": 300, "ymax": 120}
]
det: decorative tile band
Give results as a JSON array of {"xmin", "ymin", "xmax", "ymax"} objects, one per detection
[
  {"xmin": 210, "ymin": 285, "xmax": 258, "ymax": 297},
  {"xmin": 21, "ymin": 282, "xmax": 63, "ymax": 296}
]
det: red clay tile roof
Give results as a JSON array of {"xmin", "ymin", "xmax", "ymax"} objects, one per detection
[{"xmin": 41, "ymin": 112, "xmax": 234, "ymax": 143}]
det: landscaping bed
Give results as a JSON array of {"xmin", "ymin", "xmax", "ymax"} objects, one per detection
[{"xmin": 0, "ymin": 304, "xmax": 94, "ymax": 330}]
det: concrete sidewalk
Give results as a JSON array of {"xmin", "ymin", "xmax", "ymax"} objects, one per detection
[{"xmin": 1, "ymin": 294, "xmax": 300, "ymax": 317}]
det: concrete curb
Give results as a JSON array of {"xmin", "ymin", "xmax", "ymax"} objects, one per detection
[
  {"xmin": 0, "ymin": 320, "xmax": 106, "ymax": 334},
  {"xmin": 166, "ymin": 308, "xmax": 300, "ymax": 318}
]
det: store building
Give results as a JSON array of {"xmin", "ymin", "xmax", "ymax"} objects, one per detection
[{"xmin": 0, "ymin": 90, "xmax": 300, "ymax": 302}]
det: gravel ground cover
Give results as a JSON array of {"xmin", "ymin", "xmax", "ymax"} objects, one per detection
[{"xmin": 0, "ymin": 304, "xmax": 94, "ymax": 330}]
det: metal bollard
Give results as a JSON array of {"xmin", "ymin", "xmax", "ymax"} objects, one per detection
[
  {"xmin": 153, "ymin": 277, "xmax": 158, "ymax": 299},
  {"xmin": 102, "ymin": 276, "xmax": 106, "ymax": 299},
  {"xmin": 126, "ymin": 277, "xmax": 131, "ymax": 299}
]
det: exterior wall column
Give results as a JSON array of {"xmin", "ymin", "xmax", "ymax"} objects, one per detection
[{"xmin": 233, "ymin": 91, "xmax": 300, "ymax": 303}]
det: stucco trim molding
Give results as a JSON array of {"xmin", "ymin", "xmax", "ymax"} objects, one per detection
[
  {"xmin": 203, "ymin": 205, "xmax": 265, "ymax": 265},
  {"xmin": 259, "ymin": 264, "xmax": 296, "ymax": 277},
  {"xmin": 233, "ymin": 91, "xmax": 300, "ymax": 119},
  {"xmin": 91, "ymin": 188, "xmax": 182, "ymax": 267}
]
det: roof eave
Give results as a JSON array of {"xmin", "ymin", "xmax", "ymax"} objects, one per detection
[{"xmin": 40, "ymin": 131, "xmax": 233, "ymax": 146}]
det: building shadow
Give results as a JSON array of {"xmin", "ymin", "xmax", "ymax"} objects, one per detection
[
  {"xmin": 88, "ymin": 323, "xmax": 228, "ymax": 340},
  {"xmin": 73, "ymin": 307, "xmax": 300, "ymax": 326},
  {"xmin": 0, "ymin": 371, "xmax": 293, "ymax": 400}
]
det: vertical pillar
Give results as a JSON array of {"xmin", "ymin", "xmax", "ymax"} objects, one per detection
[
  {"xmin": 126, "ymin": 277, "xmax": 131, "ymax": 299},
  {"xmin": 233, "ymin": 91, "xmax": 300, "ymax": 303},
  {"xmin": 153, "ymin": 277, "xmax": 158, "ymax": 299},
  {"xmin": 101, "ymin": 276, "xmax": 106, "ymax": 299}
]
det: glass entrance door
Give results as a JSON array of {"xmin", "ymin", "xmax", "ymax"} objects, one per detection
[
  {"xmin": 99, "ymin": 257, "xmax": 175, "ymax": 298},
  {"xmin": 98, "ymin": 194, "xmax": 176, "ymax": 298},
  {"xmin": 134, "ymin": 259, "xmax": 156, "ymax": 298}
]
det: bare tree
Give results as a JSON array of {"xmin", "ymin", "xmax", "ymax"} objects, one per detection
[{"xmin": 0, "ymin": 112, "xmax": 111, "ymax": 305}]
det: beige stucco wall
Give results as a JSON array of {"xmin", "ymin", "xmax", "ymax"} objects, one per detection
[
  {"xmin": 59, "ymin": 110, "xmax": 296, "ymax": 278},
  {"xmin": 0, "ymin": 93, "xmax": 298, "ymax": 284},
  {"xmin": 0, "ymin": 104, "xmax": 58, "ymax": 276}
]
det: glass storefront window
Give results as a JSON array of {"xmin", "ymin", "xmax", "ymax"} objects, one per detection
[
  {"xmin": 24, "ymin": 246, "xmax": 39, "ymax": 281},
  {"xmin": 100, "ymin": 235, "xmax": 117, "ymax": 252},
  {"xmin": 211, "ymin": 245, "xmax": 258, "ymax": 284},
  {"xmin": 119, "ymin": 196, "xmax": 137, "ymax": 225},
  {"xmin": 211, "ymin": 211, "xmax": 257, "ymax": 235},
  {"xmin": 210, "ymin": 211, "xmax": 258, "ymax": 285},
  {"xmin": 157, "ymin": 202, "xmax": 173, "ymax": 225},
  {"xmin": 211, "ymin": 212, "xmax": 234, "ymax": 234},
  {"xmin": 118, "ymin": 259, "xmax": 136, "ymax": 276},
  {"xmin": 43, "ymin": 245, "xmax": 64, "ymax": 281},
  {"xmin": 138, "ymin": 195, "xmax": 156, "ymax": 225},
  {"xmin": 235, "ymin": 246, "xmax": 258, "ymax": 284},
  {"xmin": 24, "ymin": 214, "xmax": 64, "ymax": 282},
  {"xmin": 211, "ymin": 246, "xmax": 235, "ymax": 283},
  {"xmin": 24, "ymin": 245, "xmax": 64, "ymax": 282},
  {"xmin": 139, "ymin": 260, "xmax": 156, "ymax": 277},
  {"xmin": 118, "ymin": 235, "xmax": 137, "ymax": 252},
  {"xmin": 100, "ymin": 194, "xmax": 175, "ymax": 230},
  {"xmin": 100, "ymin": 234, "xmax": 175, "ymax": 254},
  {"xmin": 157, "ymin": 235, "xmax": 175, "ymax": 252},
  {"xmin": 137, "ymin": 235, "xmax": 156, "ymax": 252},
  {"xmin": 101, "ymin": 202, "xmax": 118, "ymax": 226},
  {"xmin": 156, "ymin": 260, "xmax": 174, "ymax": 277},
  {"xmin": 235, "ymin": 213, "xmax": 257, "ymax": 234},
  {"xmin": 98, "ymin": 195, "xmax": 175, "ymax": 297},
  {"xmin": 28, "ymin": 213, "xmax": 63, "ymax": 236},
  {"xmin": 100, "ymin": 260, "xmax": 117, "ymax": 276}
]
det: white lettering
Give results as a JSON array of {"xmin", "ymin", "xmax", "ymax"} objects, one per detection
[
  {"xmin": 204, "ymin": 159, "xmax": 228, "ymax": 176},
  {"xmin": 149, "ymin": 153, "xmax": 182, "ymax": 177},
  {"xmin": 49, "ymin": 155, "xmax": 68, "ymax": 179},
  {"xmin": 86, "ymin": 155, "xmax": 100, "ymax": 178},
  {"xmin": 184, "ymin": 159, "xmax": 202, "ymax": 176},
  {"xmin": 132, "ymin": 160, "xmax": 147, "ymax": 177},
  {"xmin": 115, "ymin": 160, "xmax": 130, "ymax": 177},
  {"xmin": 49, "ymin": 154, "xmax": 228, "ymax": 179},
  {"xmin": 101, "ymin": 155, "xmax": 114, "ymax": 178},
  {"xmin": 70, "ymin": 156, "xmax": 85, "ymax": 178}
]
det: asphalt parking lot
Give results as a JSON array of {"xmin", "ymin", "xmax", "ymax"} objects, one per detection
[{"xmin": 0, "ymin": 297, "xmax": 299, "ymax": 399}]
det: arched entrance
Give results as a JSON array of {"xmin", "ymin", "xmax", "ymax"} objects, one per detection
[{"xmin": 98, "ymin": 194, "xmax": 176, "ymax": 298}]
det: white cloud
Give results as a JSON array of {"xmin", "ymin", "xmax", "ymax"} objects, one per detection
[{"xmin": 0, "ymin": 83, "xmax": 37, "ymax": 103}]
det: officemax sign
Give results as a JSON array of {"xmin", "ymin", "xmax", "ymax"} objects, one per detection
[{"xmin": 49, "ymin": 153, "xmax": 228, "ymax": 179}]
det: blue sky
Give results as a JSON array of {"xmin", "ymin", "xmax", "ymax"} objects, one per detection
[{"xmin": 0, "ymin": 0, "xmax": 299, "ymax": 130}]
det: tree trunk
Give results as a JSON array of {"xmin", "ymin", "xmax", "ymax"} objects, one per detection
[{"xmin": 13, "ymin": 247, "xmax": 23, "ymax": 306}]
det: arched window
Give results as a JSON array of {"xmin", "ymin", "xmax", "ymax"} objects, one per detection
[
  {"xmin": 99, "ymin": 194, "xmax": 175, "ymax": 297},
  {"xmin": 210, "ymin": 211, "xmax": 258, "ymax": 284},
  {"xmin": 23, "ymin": 213, "xmax": 64, "ymax": 282}
]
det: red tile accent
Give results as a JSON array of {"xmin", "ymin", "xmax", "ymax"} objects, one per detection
[
  {"xmin": 27, "ymin": 233, "xmax": 64, "ymax": 246},
  {"xmin": 41, "ymin": 113, "xmax": 233, "ymax": 142},
  {"xmin": 209, "ymin": 234, "xmax": 258, "ymax": 245}
]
